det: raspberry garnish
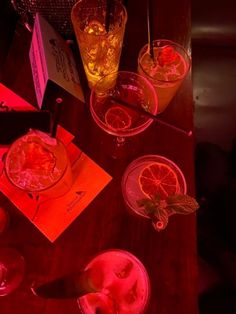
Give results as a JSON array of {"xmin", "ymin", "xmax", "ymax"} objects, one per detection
[{"xmin": 158, "ymin": 46, "xmax": 178, "ymax": 66}]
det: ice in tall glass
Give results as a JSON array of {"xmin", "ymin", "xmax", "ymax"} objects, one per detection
[
  {"xmin": 138, "ymin": 39, "xmax": 191, "ymax": 113},
  {"xmin": 71, "ymin": 0, "xmax": 127, "ymax": 89}
]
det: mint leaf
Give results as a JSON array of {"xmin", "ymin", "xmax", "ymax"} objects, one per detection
[
  {"xmin": 137, "ymin": 193, "xmax": 199, "ymax": 231},
  {"xmin": 137, "ymin": 194, "xmax": 199, "ymax": 218},
  {"xmin": 166, "ymin": 194, "xmax": 199, "ymax": 214},
  {"xmin": 152, "ymin": 194, "xmax": 161, "ymax": 203},
  {"xmin": 137, "ymin": 198, "xmax": 159, "ymax": 215}
]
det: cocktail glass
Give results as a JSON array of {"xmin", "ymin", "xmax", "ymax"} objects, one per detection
[
  {"xmin": 2, "ymin": 129, "xmax": 72, "ymax": 220},
  {"xmin": 138, "ymin": 39, "xmax": 191, "ymax": 114},
  {"xmin": 121, "ymin": 155, "xmax": 187, "ymax": 231},
  {"xmin": 77, "ymin": 249, "xmax": 150, "ymax": 313},
  {"xmin": 71, "ymin": 0, "xmax": 127, "ymax": 89},
  {"xmin": 90, "ymin": 71, "xmax": 158, "ymax": 158},
  {"xmin": 0, "ymin": 248, "xmax": 25, "ymax": 296}
]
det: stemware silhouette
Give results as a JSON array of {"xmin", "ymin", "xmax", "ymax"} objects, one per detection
[
  {"xmin": 90, "ymin": 71, "xmax": 158, "ymax": 158},
  {"xmin": 0, "ymin": 247, "xmax": 25, "ymax": 296}
]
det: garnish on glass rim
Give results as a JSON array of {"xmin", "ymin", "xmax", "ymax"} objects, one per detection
[
  {"xmin": 157, "ymin": 45, "xmax": 179, "ymax": 67},
  {"xmin": 137, "ymin": 193, "xmax": 199, "ymax": 231}
]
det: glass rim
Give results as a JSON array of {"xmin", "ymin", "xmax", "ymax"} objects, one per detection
[
  {"xmin": 71, "ymin": 0, "xmax": 128, "ymax": 37},
  {"xmin": 4, "ymin": 131, "xmax": 70, "ymax": 193},
  {"xmin": 138, "ymin": 39, "xmax": 191, "ymax": 84},
  {"xmin": 89, "ymin": 71, "xmax": 158, "ymax": 137}
]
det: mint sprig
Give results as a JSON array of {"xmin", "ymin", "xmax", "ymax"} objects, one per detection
[{"xmin": 137, "ymin": 194, "xmax": 199, "ymax": 231}]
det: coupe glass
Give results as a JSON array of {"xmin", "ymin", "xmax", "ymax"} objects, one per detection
[
  {"xmin": 90, "ymin": 71, "xmax": 158, "ymax": 158},
  {"xmin": 2, "ymin": 129, "xmax": 72, "ymax": 220},
  {"xmin": 77, "ymin": 249, "xmax": 150, "ymax": 313},
  {"xmin": 0, "ymin": 248, "xmax": 25, "ymax": 296}
]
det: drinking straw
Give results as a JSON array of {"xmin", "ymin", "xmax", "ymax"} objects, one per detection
[
  {"xmin": 51, "ymin": 97, "xmax": 63, "ymax": 138},
  {"xmin": 147, "ymin": 0, "xmax": 154, "ymax": 60},
  {"xmin": 110, "ymin": 96, "xmax": 192, "ymax": 137},
  {"xmin": 105, "ymin": 0, "xmax": 112, "ymax": 33}
]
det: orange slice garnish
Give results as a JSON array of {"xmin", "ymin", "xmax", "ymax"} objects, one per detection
[{"xmin": 139, "ymin": 162, "xmax": 180, "ymax": 200}]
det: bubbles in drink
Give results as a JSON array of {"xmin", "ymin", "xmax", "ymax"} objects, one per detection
[
  {"xmin": 140, "ymin": 46, "xmax": 187, "ymax": 82},
  {"xmin": 84, "ymin": 21, "xmax": 106, "ymax": 36},
  {"xmin": 78, "ymin": 19, "xmax": 124, "ymax": 88}
]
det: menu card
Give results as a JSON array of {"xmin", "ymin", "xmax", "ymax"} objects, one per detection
[
  {"xmin": 29, "ymin": 13, "xmax": 84, "ymax": 109},
  {"xmin": 0, "ymin": 84, "xmax": 112, "ymax": 242}
]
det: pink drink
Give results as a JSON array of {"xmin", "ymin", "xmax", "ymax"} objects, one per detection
[
  {"xmin": 4, "ymin": 129, "xmax": 72, "ymax": 197},
  {"xmin": 138, "ymin": 39, "xmax": 191, "ymax": 113},
  {"xmin": 78, "ymin": 250, "xmax": 150, "ymax": 313}
]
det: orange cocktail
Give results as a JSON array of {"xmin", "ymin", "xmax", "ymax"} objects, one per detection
[
  {"xmin": 71, "ymin": 0, "xmax": 127, "ymax": 89},
  {"xmin": 138, "ymin": 39, "xmax": 191, "ymax": 113}
]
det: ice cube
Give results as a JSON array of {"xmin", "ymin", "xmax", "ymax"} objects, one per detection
[
  {"xmin": 80, "ymin": 292, "xmax": 117, "ymax": 314},
  {"xmin": 123, "ymin": 280, "xmax": 138, "ymax": 304},
  {"xmin": 114, "ymin": 260, "xmax": 133, "ymax": 279}
]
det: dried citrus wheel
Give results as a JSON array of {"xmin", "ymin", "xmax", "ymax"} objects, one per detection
[
  {"xmin": 138, "ymin": 162, "xmax": 180, "ymax": 200},
  {"xmin": 104, "ymin": 106, "xmax": 132, "ymax": 131}
]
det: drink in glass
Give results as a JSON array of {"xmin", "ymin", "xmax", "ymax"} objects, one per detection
[
  {"xmin": 138, "ymin": 39, "xmax": 191, "ymax": 113},
  {"xmin": 121, "ymin": 155, "xmax": 187, "ymax": 230},
  {"xmin": 3, "ymin": 129, "xmax": 72, "ymax": 211},
  {"xmin": 90, "ymin": 71, "xmax": 158, "ymax": 157},
  {"xmin": 78, "ymin": 249, "xmax": 150, "ymax": 313},
  {"xmin": 71, "ymin": 0, "xmax": 127, "ymax": 89}
]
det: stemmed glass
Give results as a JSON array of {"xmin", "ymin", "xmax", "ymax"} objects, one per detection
[
  {"xmin": 90, "ymin": 71, "xmax": 158, "ymax": 158},
  {"xmin": 2, "ymin": 129, "xmax": 72, "ymax": 221},
  {"xmin": 0, "ymin": 247, "xmax": 25, "ymax": 296},
  {"xmin": 121, "ymin": 154, "xmax": 187, "ymax": 231}
]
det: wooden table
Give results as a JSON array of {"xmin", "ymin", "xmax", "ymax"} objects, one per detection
[{"xmin": 0, "ymin": 0, "xmax": 198, "ymax": 313}]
